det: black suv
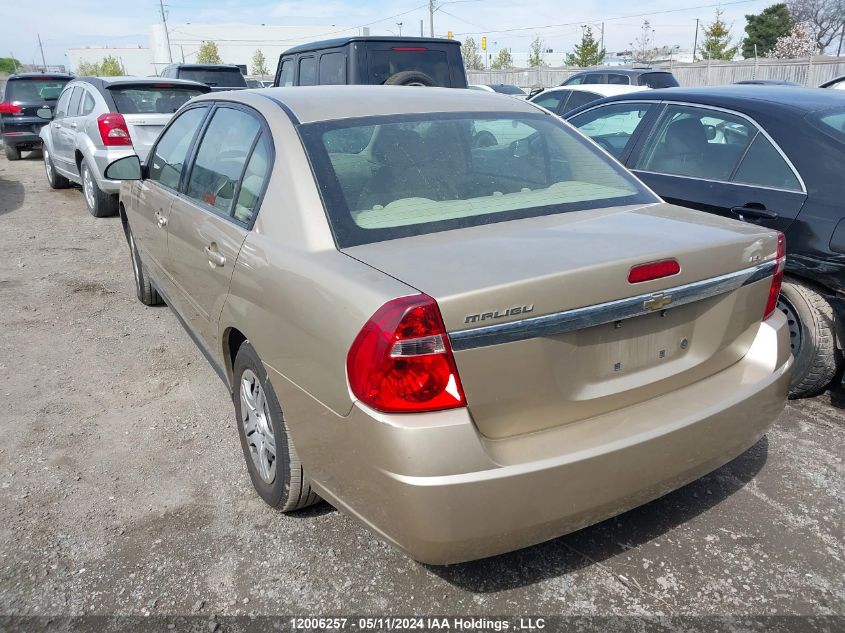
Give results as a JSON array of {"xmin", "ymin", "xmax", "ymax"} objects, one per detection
[
  {"xmin": 562, "ymin": 67, "xmax": 679, "ymax": 88},
  {"xmin": 159, "ymin": 64, "xmax": 247, "ymax": 91},
  {"xmin": 1, "ymin": 72, "xmax": 73, "ymax": 160},
  {"xmin": 274, "ymin": 37, "xmax": 467, "ymax": 88}
]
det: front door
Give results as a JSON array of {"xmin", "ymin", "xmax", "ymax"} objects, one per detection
[
  {"xmin": 163, "ymin": 105, "xmax": 269, "ymax": 351},
  {"xmin": 50, "ymin": 86, "xmax": 76, "ymax": 168}
]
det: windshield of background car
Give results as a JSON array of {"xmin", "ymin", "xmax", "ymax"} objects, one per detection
[
  {"xmin": 639, "ymin": 72, "xmax": 679, "ymax": 88},
  {"xmin": 300, "ymin": 112, "xmax": 658, "ymax": 247},
  {"xmin": 109, "ymin": 85, "xmax": 208, "ymax": 113},
  {"xmin": 177, "ymin": 68, "xmax": 247, "ymax": 87},
  {"xmin": 367, "ymin": 49, "xmax": 451, "ymax": 86},
  {"xmin": 809, "ymin": 107, "xmax": 845, "ymax": 143},
  {"xmin": 5, "ymin": 77, "xmax": 70, "ymax": 102}
]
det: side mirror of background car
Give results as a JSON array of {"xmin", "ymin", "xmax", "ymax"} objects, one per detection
[
  {"xmin": 36, "ymin": 107, "xmax": 53, "ymax": 120},
  {"xmin": 104, "ymin": 155, "xmax": 142, "ymax": 181}
]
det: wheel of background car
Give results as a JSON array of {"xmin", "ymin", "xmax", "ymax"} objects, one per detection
[
  {"xmin": 474, "ymin": 130, "xmax": 497, "ymax": 148},
  {"xmin": 81, "ymin": 160, "xmax": 118, "ymax": 218},
  {"xmin": 127, "ymin": 224, "xmax": 162, "ymax": 306},
  {"xmin": 43, "ymin": 148, "xmax": 70, "ymax": 189},
  {"xmin": 383, "ymin": 70, "xmax": 436, "ymax": 87},
  {"xmin": 4, "ymin": 143, "xmax": 21, "ymax": 161},
  {"xmin": 778, "ymin": 278, "xmax": 841, "ymax": 398},
  {"xmin": 232, "ymin": 341, "xmax": 320, "ymax": 512}
]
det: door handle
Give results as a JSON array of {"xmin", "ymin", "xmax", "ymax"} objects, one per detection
[
  {"xmin": 204, "ymin": 245, "xmax": 226, "ymax": 267},
  {"xmin": 154, "ymin": 210, "xmax": 167, "ymax": 228},
  {"xmin": 730, "ymin": 206, "xmax": 779, "ymax": 222}
]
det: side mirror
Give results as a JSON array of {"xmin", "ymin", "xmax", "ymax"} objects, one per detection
[
  {"xmin": 104, "ymin": 155, "xmax": 142, "ymax": 181},
  {"xmin": 36, "ymin": 107, "xmax": 53, "ymax": 120}
]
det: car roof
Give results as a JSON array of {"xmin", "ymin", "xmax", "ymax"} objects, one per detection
[
  {"xmin": 202, "ymin": 85, "xmax": 541, "ymax": 124},
  {"xmin": 541, "ymin": 84, "xmax": 648, "ymax": 97},
  {"xmin": 568, "ymin": 67, "xmax": 672, "ymax": 76},
  {"xmin": 283, "ymin": 36, "xmax": 458, "ymax": 55},
  {"xmin": 9, "ymin": 72, "xmax": 74, "ymax": 80},
  {"xmin": 71, "ymin": 76, "xmax": 210, "ymax": 90},
  {"xmin": 573, "ymin": 84, "xmax": 845, "ymax": 113},
  {"xmin": 169, "ymin": 63, "xmax": 241, "ymax": 70}
]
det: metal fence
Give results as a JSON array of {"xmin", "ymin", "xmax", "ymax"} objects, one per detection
[{"xmin": 467, "ymin": 56, "xmax": 845, "ymax": 90}]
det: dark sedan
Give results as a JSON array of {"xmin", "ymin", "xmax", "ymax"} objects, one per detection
[{"xmin": 566, "ymin": 85, "xmax": 845, "ymax": 397}]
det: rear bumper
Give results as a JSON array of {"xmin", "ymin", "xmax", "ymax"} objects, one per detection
[
  {"xmin": 2, "ymin": 131, "xmax": 42, "ymax": 147},
  {"xmin": 274, "ymin": 311, "xmax": 791, "ymax": 565},
  {"xmin": 87, "ymin": 147, "xmax": 135, "ymax": 194}
]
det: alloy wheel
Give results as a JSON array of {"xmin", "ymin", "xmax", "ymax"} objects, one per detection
[
  {"xmin": 82, "ymin": 165, "xmax": 96, "ymax": 211},
  {"xmin": 44, "ymin": 150, "xmax": 53, "ymax": 182}
]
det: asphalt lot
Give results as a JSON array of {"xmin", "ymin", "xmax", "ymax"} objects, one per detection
[{"xmin": 0, "ymin": 149, "xmax": 843, "ymax": 626}]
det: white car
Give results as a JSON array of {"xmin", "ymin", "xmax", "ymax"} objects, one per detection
[
  {"xmin": 529, "ymin": 84, "xmax": 647, "ymax": 116},
  {"xmin": 469, "ymin": 84, "xmax": 528, "ymax": 99}
]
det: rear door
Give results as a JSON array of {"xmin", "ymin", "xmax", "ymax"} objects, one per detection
[
  {"xmin": 629, "ymin": 103, "xmax": 806, "ymax": 233},
  {"xmin": 164, "ymin": 104, "xmax": 270, "ymax": 350}
]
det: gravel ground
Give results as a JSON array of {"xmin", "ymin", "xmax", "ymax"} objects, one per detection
[{"xmin": 0, "ymin": 150, "xmax": 843, "ymax": 629}]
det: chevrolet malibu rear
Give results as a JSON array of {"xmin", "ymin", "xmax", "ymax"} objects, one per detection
[{"xmin": 118, "ymin": 87, "xmax": 791, "ymax": 565}]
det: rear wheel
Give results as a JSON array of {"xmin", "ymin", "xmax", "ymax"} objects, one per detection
[
  {"xmin": 233, "ymin": 342, "xmax": 319, "ymax": 512},
  {"xmin": 43, "ymin": 148, "xmax": 70, "ymax": 189},
  {"xmin": 127, "ymin": 226, "xmax": 162, "ymax": 306},
  {"xmin": 384, "ymin": 70, "xmax": 436, "ymax": 86},
  {"xmin": 81, "ymin": 160, "xmax": 118, "ymax": 217},
  {"xmin": 779, "ymin": 278, "xmax": 840, "ymax": 398},
  {"xmin": 4, "ymin": 143, "xmax": 21, "ymax": 161}
]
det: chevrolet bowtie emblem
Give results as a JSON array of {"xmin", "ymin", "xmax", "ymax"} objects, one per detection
[{"xmin": 643, "ymin": 293, "xmax": 673, "ymax": 312}]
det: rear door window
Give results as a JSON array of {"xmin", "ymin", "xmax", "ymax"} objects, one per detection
[
  {"xmin": 367, "ymin": 49, "xmax": 450, "ymax": 86},
  {"xmin": 54, "ymin": 88, "xmax": 72, "ymax": 119},
  {"xmin": 532, "ymin": 90, "xmax": 568, "ymax": 112},
  {"xmin": 732, "ymin": 134, "xmax": 802, "ymax": 191},
  {"xmin": 607, "ymin": 74, "xmax": 630, "ymax": 85},
  {"xmin": 569, "ymin": 102, "xmax": 654, "ymax": 159},
  {"xmin": 639, "ymin": 72, "xmax": 679, "ymax": 88},
  {"xmin": 108, "ymin": 85, "xmax": 208, "ymax": 114},
  {"xmin": 561, "ymin": 91, "xmax": 601, "ymax": 113},
  {"xmin": 563, "ymin": 74, "xmax": 585, "ymax": 85},
  {"xmin": 298, "ymin": 57, "xmax": 317, "ymax": 86},
  {"xmin": 149, "ymin": 106, "xmax": 208, "ymax": 189},
  {"xmin": 67, "ymin": 87, "xmax": 83, "ymax": 117},
  {"xmin": 319, "ymin": 52, "xmax": 346, "ymax": 85},
  {"xmin": 583, "ymin": 73, "xmax": 606, "ymax": 84}
]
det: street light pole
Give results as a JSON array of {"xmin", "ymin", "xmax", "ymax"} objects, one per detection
[
  {"xmin": 397, "ymin": 22, "xmax": 403, "ymax": 36},
  {"xmin": 429, "ymin": 0, "xmax": 435, "ymax": 37},
  {"xmin": 37, "ymin": 34, "xmax": 47, "ymax": 71}
]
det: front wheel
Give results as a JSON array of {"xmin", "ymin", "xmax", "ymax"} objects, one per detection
[
  {"xmin": 778, "ymin": 278, "xmax": 840, "ymax": 398},
  {"xmin": 233, "ymin": 342, "xmax": 319, "ymax": 512},
  {"xmin": 81, "ymin": 160, "xmax": 118, "ymax": 217}
]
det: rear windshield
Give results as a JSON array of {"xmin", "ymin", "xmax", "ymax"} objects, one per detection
[
  {"xmin": 809, "ymin": 107, "xmax": 845, "ymax": 143},
  {"xmin": 5, "ymin": 77, "xmax": 70, "ymax": 102},
  {"xmin": 367, "ymin": 49, "xmax": 451, "ymax": 86},
  {"xmin": 639, "ymin": 72, "xmax": 679, "ymax": 88},
  {"xmin": 177, "ymin": 68, "xmax": 246, "ymax": 87},
  {"xmin": 490, "ymin": 85, "xmax": 525, "ymax": 95},
  {"xmin": 300, "ymin": 112, "xmax": 657, "ymax": 247},
  {"xmin": 109, "ymin": 85, "xmax": 208, "ymax": 113}
]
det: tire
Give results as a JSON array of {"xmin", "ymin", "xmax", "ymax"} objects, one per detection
[
  {"xmin": 43, "ymin": 147, "xmax": 70, "ymax": 189},
  {"xmin": 383, "ymin": 70, "xmax": 437, "ymax": 86},
  {"xmin": 778, "ymin": 278, "xmax": 840, "ymax": 398},
  {"xmin": 233, "ymin": 342, "xmax": 319, "ymax": 512},
  {"xmin": 81, "ymin": 160, "xmax": 118, "ymax": 217},
  {"xmin": 4, "ymin": 143, "xmax": 21, "ymax": 161},
  {"xmin": 127, "ymin": 225, "xmax": 162, "ymax": 306}
]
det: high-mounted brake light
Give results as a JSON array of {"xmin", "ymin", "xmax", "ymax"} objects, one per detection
[
  {"xmin": 628, "ymin": 259, "xmax": 681, "ymax": 284},
  {"xmin": 97, "ymin": 113, "xmax": 132, "ymax": 147},
  {"xmin": 346, "ymin": 295, "xmax": 466, "ymax": 413},
  {"xmin": 0, "ymin": 102, "xmax": 22, "ymax": 115},
  {"xmin": 763, "ymin": 232, "xmax": 786, "ymax": 320},
  {"xmin": 391, "ymin": 46, "xmax": 428, "ymax": 51}
]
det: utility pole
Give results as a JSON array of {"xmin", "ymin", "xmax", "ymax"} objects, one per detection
[
  {"xmin": 429, "ymin": 0, "xmax": 435, "ymax": 37},
  {"xmin": 159, "ymin": 0, "xmax": 173, "ymax": 63},
  {"xmin": 600, "ymin": 22, "xmax": 605, "ymax": 55},
  {"xmin": 692, "ymin": 18, "xmax": 699, "ymax": 62},
  {"xmin": 397, "ymin": 22, "xmax": 403, "ymax": 36},
  {"xmin": 37, "ymin": 34, "xmax": 47, "ymax": 70}
]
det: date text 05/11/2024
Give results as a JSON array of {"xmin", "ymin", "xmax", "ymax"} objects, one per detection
[{"xmin": 289, "ymin": 617, "xmax": 548, "ymax": 630}]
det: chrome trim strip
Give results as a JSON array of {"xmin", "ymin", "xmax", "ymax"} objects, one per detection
[{"xmin": 448, "ymin": 261, "xmax": 777, "ymax": 351}]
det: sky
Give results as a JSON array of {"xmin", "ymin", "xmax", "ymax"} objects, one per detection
[{"xmin": 5, "ymin": 0, "xmax": 778, "ymax": 67}]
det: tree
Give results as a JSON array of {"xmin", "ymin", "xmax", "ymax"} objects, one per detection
[
  {"xmin": 196, "ymin": 41, "xmax": 222, "ymax": 64},
  {"xmin": 490, "ymin": 48, "xmax": 513, "ymax": 70},
  {"xmin": 743, "ymin": 4, "xmax": 794, "ymax": 57},
  {"xmin": 99, "ymin": 55, "xmax": 123, "ymax": 76},
  {"xmin": 632, "ymin": 20, "xmax": 658, "ymax": 62},
  {"xmin": 462, "ymin": 37, "xmax": 484, "ymax": 70},
  {"xmin": 251, "ymin": 49, "xmax": 269, "ymax": 75},
  {"xmin": 0, "ymin": 57, "xmax": 22, "ymax": 74},
  {"xmin": 565, "ymin": 26, "xmax": 606, "ymax": 67},
  {"xmin": 528, "ymin": 36, "xmax": 546, "ymax": 67},
  {"xmin": 75, "ymin": 59, "xmax": 101, "ymax": 76},
  {"xmin": 787, "ymin": 0, "xmax": 845, "ymax": 52},
  {"xmin": 699, "ymin": 9, "xmax": 740, "ymax": 60},
  {"xmin": 768, "ymin": 21, "xmax": 818, "ymax": 56}
]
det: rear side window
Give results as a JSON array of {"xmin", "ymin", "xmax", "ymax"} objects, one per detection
[
  {"xmin": 177, "ymin": 68, "xmax": 246, "ymax": 88},
  {"xmin": 278, "ymin": 60, "xmax": 294, "ymax": 87},
  {"xmin": 186, "ymin": 107, "xmax": 261, "ymax": 215},
  {"xmin": 109, "ymin": 85, "xmax": 208, "ymax": 114},
  {"xmin": 319, "ymin": 53, "xmax": 346, "ymax": 85},
  {"xmin": 299, "ymin": 57, "xmax": 317, "ymax": 86},
  {"xmin": 562, "ymin": 91, "xmax": 601, "ymax": 114},
  {"xmin": 67, "ymin": 88, "xmax": 83, "ymax": 117},
  {"xmin": 732, "ymin": 134, "xmax": 802, "ymax": 191},
  {"xmin": 533, "ymin": 91, "xmax": 567, "ymax": 112},
  {"xmin": 54, "ymin": 89, "xmax": 72, "ymax": 119},
  {"xmin": 149, "ymin": 106, "xmax": 208, "ymax": 189},
  {"xmin": 639, "ymin": 72, "xmax": 679, "ymax": 88},
  {"xmin": 234, "ymin": 134, "xmax": 271, "ymax": 223},
  {"xmin": 4, "ymin": 77, "xmax": 70, "ymax": 102},
  {"xmin": 583, "ymin": 73, "xmax": 606, "ymax": 84},
  {"xmin": 81, "ymin": 91, "xmax": 96, "ymax": 115},
  {"xmin": 368, "ymin": 49, "xmax": 450, "ymax": 86},
  {"xmin": 607, "ymin": 74, "xmax": 630, "ymax": 85}
]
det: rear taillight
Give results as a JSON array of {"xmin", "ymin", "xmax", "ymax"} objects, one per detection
[
  {"xmin": 97, "ymin": 113, "xmax": 132, "ymax": 146},
  {"xmin": 0, "ymin": 102, "xmax": 22, "ymax": 115},
  {"xmin": 763, "ymin": 232, "xmax": 786, "ymax": 320},
  {"xmin": 346, "ymin": 295, "xmax": 466, "ymax": 413}
]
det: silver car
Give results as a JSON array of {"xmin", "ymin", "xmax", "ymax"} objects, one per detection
[{"xmin": 38, "ymin": 76, "xmax": 210, "ymax": 216}]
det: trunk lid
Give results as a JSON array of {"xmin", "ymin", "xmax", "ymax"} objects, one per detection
[
  {"xmin": 344, "ymin": 203, "xmax": 780, "ymax": 439},
  {"xmin": 121, "ymin": 113, "xmax": 171, "ymax": 161}
]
